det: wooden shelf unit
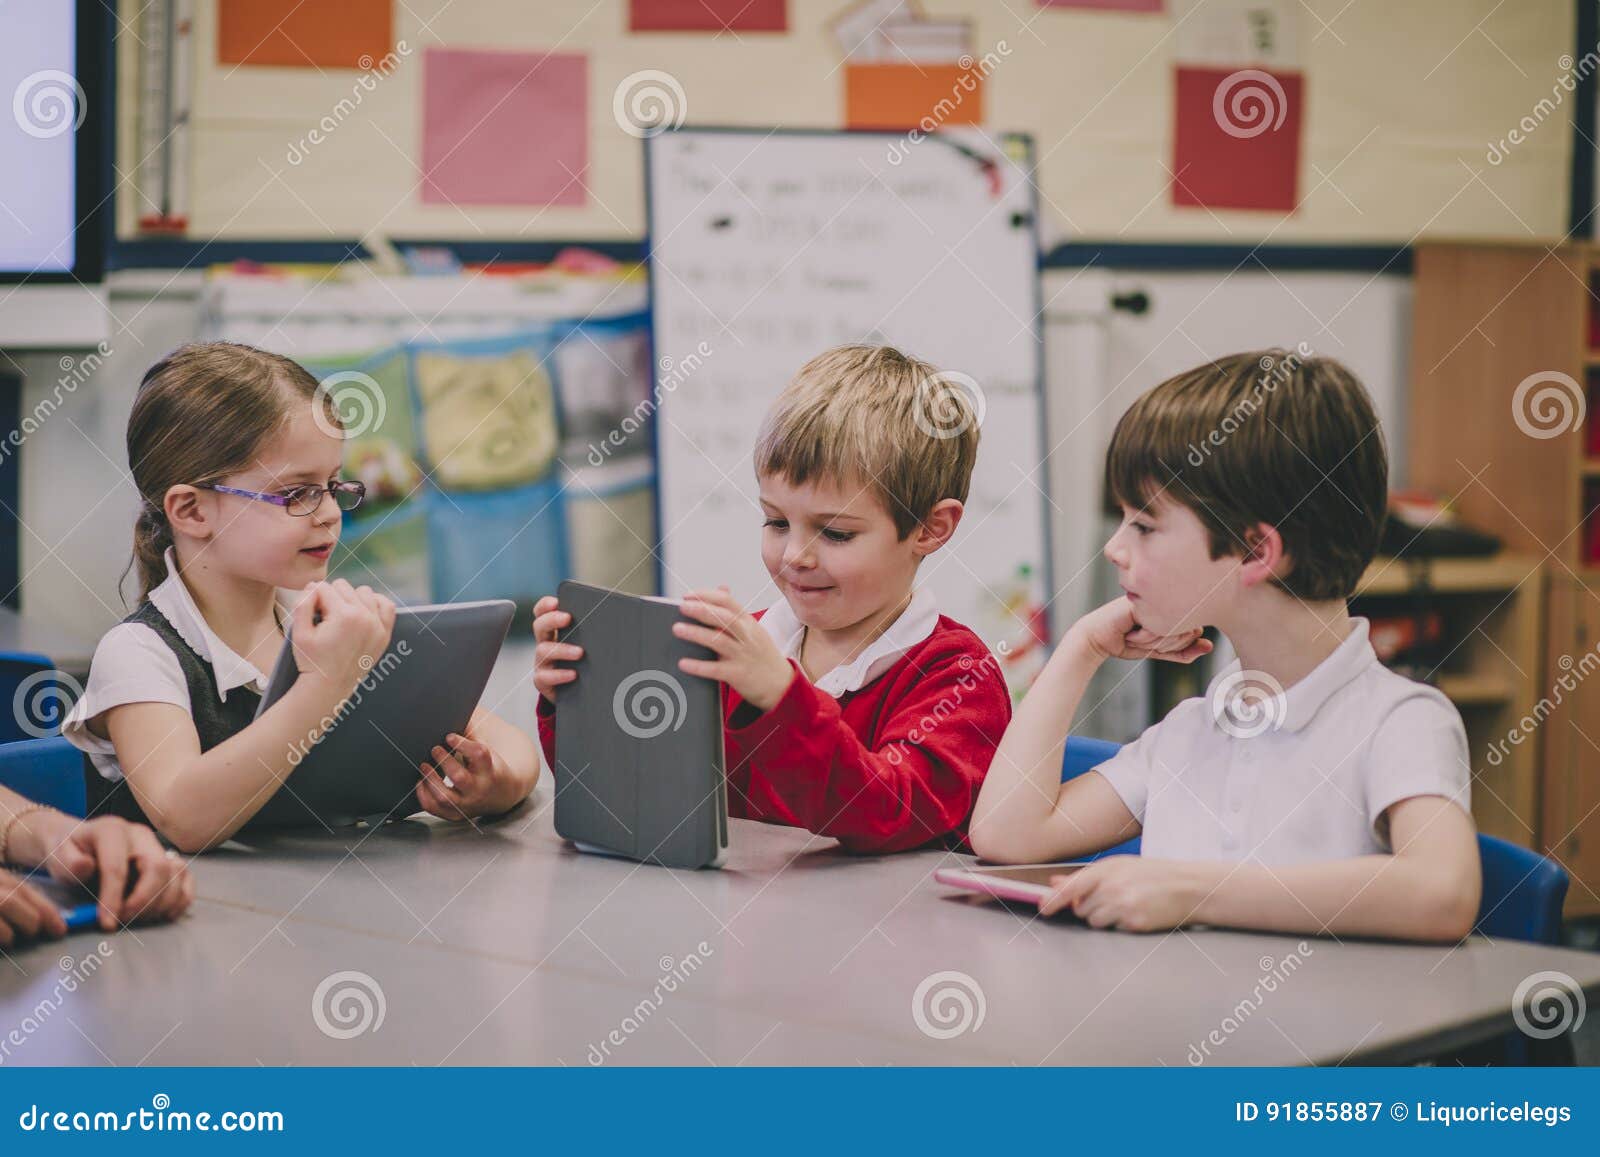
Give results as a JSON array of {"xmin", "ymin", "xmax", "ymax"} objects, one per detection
[
  {"xmin": 1350, "ymin": 552, "xmax": 1544, "ymax": 853},
  {"xmin": 1411, "ymin": 242, "xmax": 1600, "ymax": 915}
]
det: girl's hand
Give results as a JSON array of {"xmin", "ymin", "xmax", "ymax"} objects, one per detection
[
  {"xmin": 292, "ymin": 579, "xmax": 396, "ymax": 703},
  {"xmin": 673, "ymin": 588, "xmax": 795, "ymax": 712},
  {"xmin": 0, "ymin": 869, "xmax": 66, "ymax": 946},
  {"xmin": 1067, "ymin": 597, "xmax": 1212, "ymax": 665},
  {"xmin": 531, "ymin": 595, "xmax": 582, "ymax": 705},
  {"xmin": 43, "ymin": 814, "xmax": 194, "ymax": 929},
  {"xmin": 418, "ymin": 728, "xmax": 526, "ymax": 820},
  {"xmin": 1038, "ymin": 857, "xmax": 1203, "ymax": 932}
]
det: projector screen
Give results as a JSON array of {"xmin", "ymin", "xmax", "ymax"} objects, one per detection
[{"xmin": 0, "ymin": 0, "xmax": 88, "ymax": 279}]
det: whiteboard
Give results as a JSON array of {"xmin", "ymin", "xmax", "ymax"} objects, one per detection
[{"xmin": 645, "ymin": 127, "xmax": 1050, "ymax": 665}]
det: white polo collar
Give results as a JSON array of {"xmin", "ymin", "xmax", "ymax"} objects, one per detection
[
  {"xmin": 1206, "ymin": 617, "xmax": 1376, "ymax": 735},
  {"xmin": 758, "ymin": 586, "xmax": 941, "ymax": 697},
  {"xmin": 147, "ymin": 547, "xmax": 297, "ymax": 702}
]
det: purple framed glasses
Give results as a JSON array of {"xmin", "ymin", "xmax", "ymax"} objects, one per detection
[{"xmin": 198, "ymin": 480, "xmax": 366, "ymax": 517}]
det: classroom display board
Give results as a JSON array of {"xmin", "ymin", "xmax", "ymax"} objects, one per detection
[
  {"xmin": 207, "ymin": 276, "xmax": 657, "ymax": 611},
  {"xmin": 646, "ymin": 128, "xmax": 1050, "ymax": 687}
]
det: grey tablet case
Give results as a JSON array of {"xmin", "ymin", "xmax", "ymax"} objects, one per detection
[
  {"xmin": 553, "ymin": 581, "xmax": 727, "ymax": 869},
  {"xmin": 247, "ymin": 599, "xmax": 515, "ymax": 830}
]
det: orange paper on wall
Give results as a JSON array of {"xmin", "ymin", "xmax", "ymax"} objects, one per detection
[
  {"xmin": 218, "ymin": 0, "xmax": 393, "ymax": 68},
  {"xmin": 844, "ymin": 63, "xmax": 982, "ymax": 130}
]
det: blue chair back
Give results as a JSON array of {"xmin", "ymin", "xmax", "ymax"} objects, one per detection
[
  {"xmin": 0, "ymin": 736, "xmax": 86, "ymax": 817},
  {"xmin": 1060, "ymin": 737, "xmax": 1568, "ymax": 943},
  {"xmin": 0, "ymin": 651, "xmax": 67, "ymax": 742},
  {"xmin": 1474, "ymin": 833, "xmax": 1567, "ymax": 945}
]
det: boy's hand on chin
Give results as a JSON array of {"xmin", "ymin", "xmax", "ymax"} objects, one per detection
[
  {"xmin": 674, "ymin": 588, "xmax": 795, "ymax": 712},
  {"xmin": 1070, "ymin": 596, "xmax": 1212, "ymax": 665}
]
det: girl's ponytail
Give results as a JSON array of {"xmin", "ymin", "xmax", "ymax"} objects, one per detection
[{"xmin": 130, "ymin": 503, "xmax": 174, "ymax": 603}]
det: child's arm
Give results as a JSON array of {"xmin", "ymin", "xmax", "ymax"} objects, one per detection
[
  {"xmin": 968, "ymin": 598, "xmax": 1210, "ymax": 863},
  {"xmin": 675, "ymin": 589, "xmax": 1009, "ymax": 854},
  {"xmin": 1038, "ymin": 795, "xmax": 1481, "ymax": 941},
  {"xmin": 530, "ymin": 595, "xmax": 578, "ymax": 774},
  {"xmin": 415, "ymin": 706, "xmax": 539, "ymax": 819},
  {"xmin": 0, "ymin": 786, "xmax": 193, "ymax": 929},
  {"xmin": 102, "ymin": 582, "xmax": 395, "ymax": 853}
]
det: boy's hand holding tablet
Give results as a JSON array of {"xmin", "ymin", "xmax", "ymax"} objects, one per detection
[{"xmin": 671, "ymin": 587, "xmax": 795, "ymax": 711}]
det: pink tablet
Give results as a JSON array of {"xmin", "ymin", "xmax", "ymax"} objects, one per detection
[{"xmin": 934, "ymin": 863, "xmax": 1086, "ymax": 907}]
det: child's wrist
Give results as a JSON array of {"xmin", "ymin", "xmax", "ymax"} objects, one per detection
[
  {"xmin": 743, "ymin": 660, "xmax": 796, "ymax": 713},
  {"xmin": 1059, "ymin": 624, "xmax": 1111, "ymax": 668},
  {"xmin": 3, "ymin": 806, "xmax": 69, "ymax": 868}
]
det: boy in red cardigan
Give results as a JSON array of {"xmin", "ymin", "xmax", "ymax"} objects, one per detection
[{"xmin": 532, "ymin": 345, "xmax": 1011, "ymax": 854}]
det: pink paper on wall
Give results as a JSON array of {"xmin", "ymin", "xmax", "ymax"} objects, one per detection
[
  {"xmin": 1038, "ymin": 0, "xmax": 1162, "ymax": 10},
  {"xmin": 421, "ymin": 48, "xmax": 587, "ymax": 207}
]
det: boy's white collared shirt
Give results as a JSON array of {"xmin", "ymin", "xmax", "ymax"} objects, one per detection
[
  {"xmin": 1094, "ymin": 617, "xmax": 1472, "ymax": 863},
  {"xmin": 756, "ymin": 586, "xmax": 940, "ymax": 698},
  {"xmin": 63, "ymin": 547, "xmax": 301, "ymax": 782}
]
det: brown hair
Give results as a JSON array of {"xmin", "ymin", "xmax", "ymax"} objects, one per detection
[
  {"xmin": 753, "ymin": 345, "xmax": 980, "ymax": 539},
  {"xmin": 123, "ymin": 342, "xmax": 333, "ymax": 604},
  {"xmin": 1105, "ymin": 348, "xmax": 1387, "ymax": 601}
]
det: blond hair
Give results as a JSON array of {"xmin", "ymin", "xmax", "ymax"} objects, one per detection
[{"xmin": 753, "ymin": 345, "xmax": 979, "ymax": 539}]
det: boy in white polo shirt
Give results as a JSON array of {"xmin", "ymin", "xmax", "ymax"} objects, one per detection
[{"xmin": 969, "ymin": 349, "xmax": 1480, "ymax": 941}]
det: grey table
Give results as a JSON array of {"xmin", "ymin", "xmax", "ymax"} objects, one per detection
[{"xmin": 4, "ymin": 782, "xmax": 1599, "ymax": 1066}]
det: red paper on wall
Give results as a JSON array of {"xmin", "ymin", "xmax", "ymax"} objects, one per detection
[
  {"xmin": 630, "ymin": 0, "xmax": 786, "ymax": 31},
  {"xmin": 1172, "ymin": 65, "xmax": 1301, "ymax": 212}
]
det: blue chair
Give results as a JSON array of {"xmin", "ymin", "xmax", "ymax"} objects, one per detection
[
  {"xmin": 1059, "ymin": 737, "xmax": 1569, "ymax": 944},
  {"xmin": 0, "ymin": 650, "xmax": 68, "ymax": 743},
  {"xmin": 1475, "ymin": 833, "xmax": 1568, "ymax": 945},
  {"xmin": 1059, "ymin": 736, "xmax": 1142, "ymax": 859},
  {"xmin": 0, "ymin": 735, "xmax": 86, "ymax": 817}
]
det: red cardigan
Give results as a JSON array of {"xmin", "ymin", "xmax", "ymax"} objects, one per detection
[{"xmin": 536, "ymin": 614, "xmax": 1012, "ymax": 854}]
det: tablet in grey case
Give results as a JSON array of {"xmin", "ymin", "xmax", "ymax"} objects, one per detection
[
  {"xmin": 553, "ymin": 581, "xmax": 728, "ymax": 870},
  {"xmin": 247, "ymin": 599, "xmax": 515, "ymax": 830}
]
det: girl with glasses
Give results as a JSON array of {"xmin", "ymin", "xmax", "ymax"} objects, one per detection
[{"xmin": 60, "ymin": 342, "xmax": 539, "ymax": 852}]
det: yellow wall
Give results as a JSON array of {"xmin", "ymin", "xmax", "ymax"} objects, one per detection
[{"xmin": 117, "ymin": 0, "xmax": 1575, "ymax": 244}]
